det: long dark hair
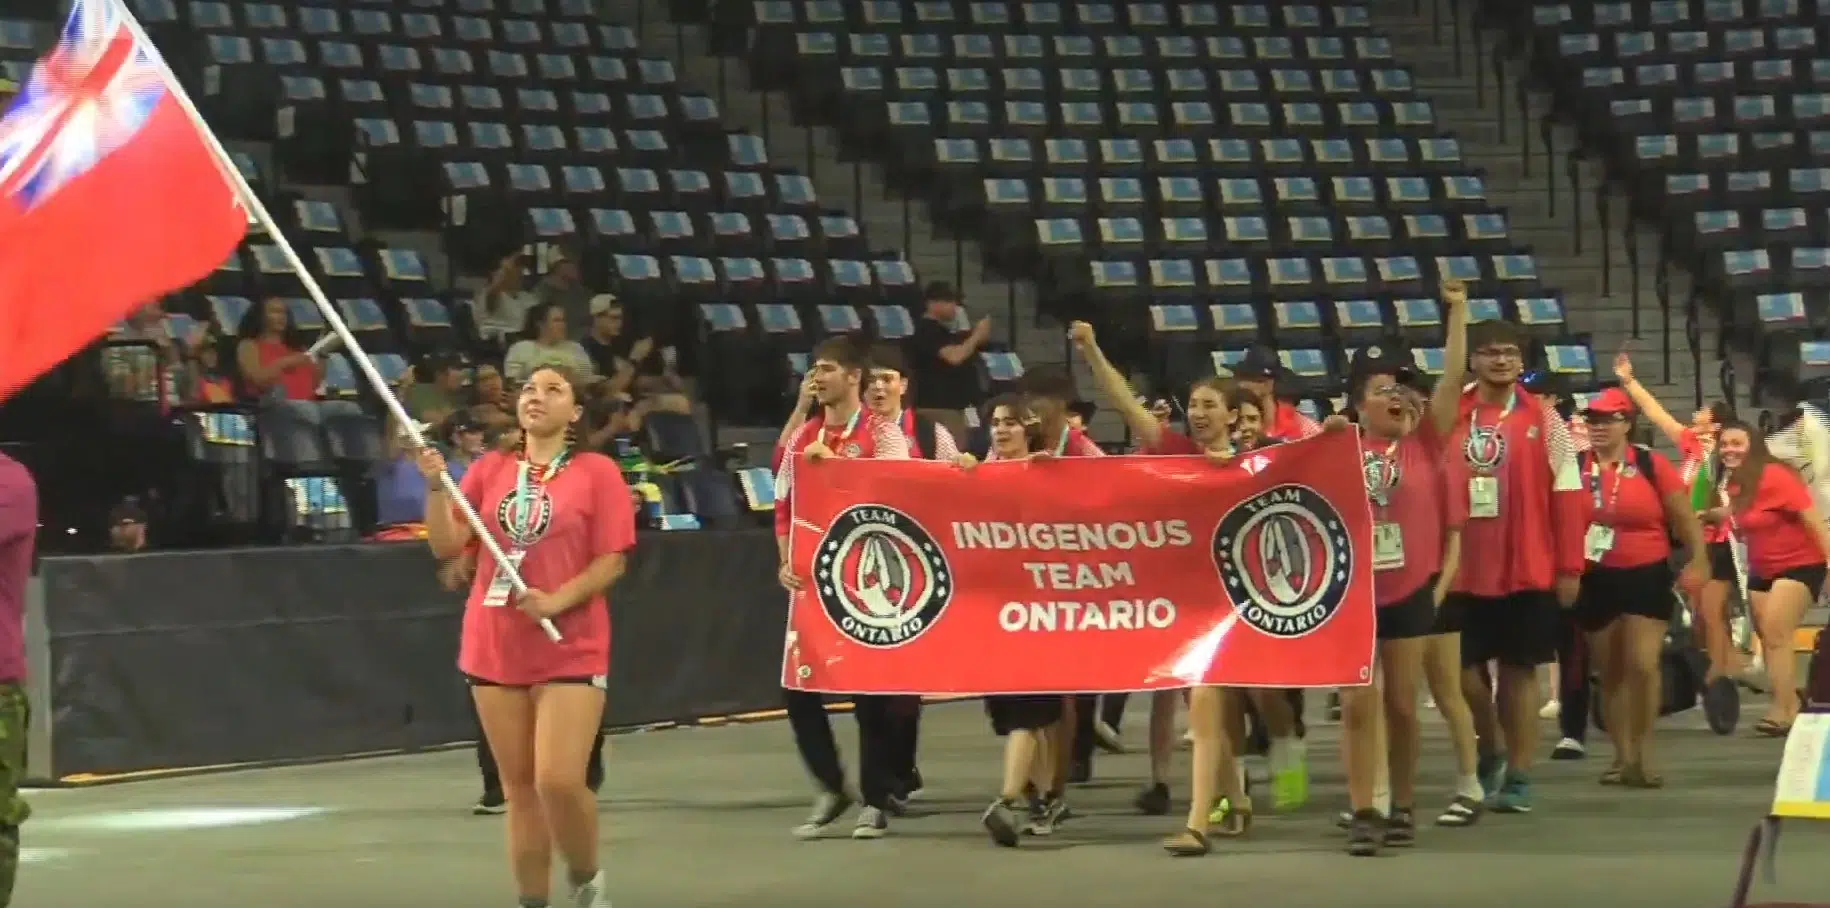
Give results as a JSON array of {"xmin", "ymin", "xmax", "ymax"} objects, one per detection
[
  {"xmin": 236, "ymin": 296, "xmax": 291, "ymax": 341},
  {"xmin": 1719, "ymin": 418, "xmax": 1772, "ymax": 513},
  {"xmin": 515, "ymin": 364, "xmax": 584, "ymax": 461}
]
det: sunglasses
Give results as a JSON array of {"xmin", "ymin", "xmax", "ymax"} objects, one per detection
[{"xmin": 1580, "ymin": 410, "xmax": 1628, "ymax": 423}]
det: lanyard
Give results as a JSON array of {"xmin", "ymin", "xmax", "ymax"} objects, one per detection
[
  {"xmin": 898, "ymin": 408, "xmax": 915, "ymax": 441},
  {"xmin": 821, "ymin": 406, "xmax": 863, "ymax": 449},
  {"xmin": 1464, "ymin": 387, "xmax": 1517, "ymax": 473},
  {"xmin": 1587, "ymin": 454, "xmax": 1626, "ymax": 518},
  {"xmin": 1054, "ymin": 426, "xmax": 1071, "ymax": 456},
  {"xmin": 1366, "ymin": 437, "xmax": 1401, "ymax": 507},
  {"xmin": 510, "ymin": 448, "xmax": 570, "ymax": 545}
]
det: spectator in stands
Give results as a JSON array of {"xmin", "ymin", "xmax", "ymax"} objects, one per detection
[
  {"xmin": 534, "ymin": 244, "xmax": 593, "ymax": 332},
  {"xmin": 235, "ymin": 297, "xmax": 329, "ymax": 406},
  {"xmin": 1232, "ymin": 346, "xmax": 1322, "ymax": 440},
  {"xmin": 471, "ymin": 252, "xmax": 537, "ymax": 348},
  {"xmin": 407, "ymin": 353, "xmax": 467, "ymax": 422},
  {"xmin": 505, "ymin": 303, "xmax": 595, "ymax": 385},
  {"xmin": 469, "ymin": 364, "xmax": 515, "ymax": 430},
  {"xmin": 183, "ymin": 333, "xmax": 236, "ymax": 406},
  {"xmin": 107, "ymin": 497, "xmax": 147, "ymax": 553},
  {"xmin": 375, "ymin": 416, "xmax": 429, "ymax": 529},
  {"xmin": 443, "ymin": 413, "xmax": 487, "ymax": 483},
  {"xmin": 906, "ymin": 282, "xmax": 991, "ymax": 440},
  {"xmin": 580, "ymin": 294, "xmax": 656, "ymax": 393}
]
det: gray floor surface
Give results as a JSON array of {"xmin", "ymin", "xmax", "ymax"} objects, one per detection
[{"xmin": 17, "ymin": 701, "xmax": 1828, "ymax": 907}]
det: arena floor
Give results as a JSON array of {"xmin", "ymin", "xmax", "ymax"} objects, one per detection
[{"xmin": 18, "ymin": 700, "xmax": 1827, "ymax": 908}]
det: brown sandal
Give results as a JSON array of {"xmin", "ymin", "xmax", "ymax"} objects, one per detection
[
  {"xmin": 1599, "ymin": 764, "xmax": 1626, "ymax": 785},
  {"xmin": 1624, "ymin": 764, "xmax": 1665, "ymax": 789},
  {"xmin": 1163, "ymin": 828, "xmax": 1210, "ymax": 857},
  {"xmin": 1753, "ymin": 718, "xmax": 1793, "ymax": 738},
  {"xmin": 1212, "ymin": 802, "xmax": 1254, "ymax": 838}
]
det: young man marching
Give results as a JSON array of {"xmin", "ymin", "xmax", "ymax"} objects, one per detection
[{"xmin": 775, "ymin": 337, "xmax": 912, "ymax": 840}]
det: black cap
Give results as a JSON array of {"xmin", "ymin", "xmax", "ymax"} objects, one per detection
[
  {"xmin": 1348, "ymin": 345, "xmax": 1414, "ymax": 384},
  {"xmin": 447, "ymin": 412, "xmax": 485, "ymax": 435},
  {"xmin": 1232, "ymin": 345, "xmax": 1280, "ymax": 380}
]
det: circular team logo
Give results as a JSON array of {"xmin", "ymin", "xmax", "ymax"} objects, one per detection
[
  {"xmin": 1361, "ymin": 450, "xmax": 1400, "ymax": 505},
  {"xmin": 813, "ymin": 505, "xmax": 954, "ymax": 648},
  {"xmin": 843, "ymin": 443, "xmax": 864, "ymax": 458},
  {"xmin": 496, "ymin": 489, "xmax": 554, "ymax": 548},
  {"xmin": 1463, "ymin": 426, "xmax": 1507, "ymax": 473},
  {"xmin": 1213, "ymin": 483, "xmax": 1353, "ymax": 639}
]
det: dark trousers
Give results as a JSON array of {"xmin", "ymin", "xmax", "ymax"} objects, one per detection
[
  {"xmin": 785, "ymin": 689, "xmax": 901, "ymax": 809},
  {"xmin": 1099, "ymin": 693, "xmax": 1129, "ymax": 730},
  {"xmin": 883, "ymin": 696, "xmax": 922, "ymax": 790},
  {"xmin": 1069, "ymin": 693, "xmax": 1101, "ymax": 768},
  {"xmin": 476, "ymin": 706, "xmax": 607, "ymax": 793},
  {"xmin": 1556, "ymin": 611, "xmax": 1593, "ymax": 743}
]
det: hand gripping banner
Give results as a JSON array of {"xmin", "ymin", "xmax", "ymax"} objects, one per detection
[{"xmin": 783, "ymin": 430, "xmax": 1377, "ymax": 695}]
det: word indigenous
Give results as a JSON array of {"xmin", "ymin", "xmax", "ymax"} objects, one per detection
[{"xmin": 784, "ymin": 432, "xmax": 1378, "ymax": 695}]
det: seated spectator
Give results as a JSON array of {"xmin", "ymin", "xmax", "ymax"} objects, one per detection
[
  {"xmin": 374, "ymin": 415, "xmax": 429, "ymax": 528},
  {"xmin": 504, "ymin": 302, "xmax": 595, "ymax": 385},
  {"xmin": 468, "ymin": 364, "xmax": 515, "ymax": 430},
  {"xmin": 534, "ymin": 244, "xmax": 593, "ymax": 331},
  {"xmin": 580, "ymin": 294, "xmax": 665, "ymax": 393},
  {"xmin": 444, "ymin": 413, "xmax": 487, "ymax": 482},
  {"xmin": 184, "ymin": 334, "xmax": 237, "ymax": 406},
  {"xmin": 108, "ymin": 497, "xmax": 148, "ymax": 553},
  {"xmin": 905, "ymin": 281, "xmax": 991, "ymax": 440},
  {"xmin": 233, "ymin": 297, "xmax": 356, "ymax": 424},
  {"xmin": 470, "ymin": 252, "xmax": 537, "ymax": 347},
  {"xmin": 407, "ymin": 353, "xmax": 467, "ymax": 421}
]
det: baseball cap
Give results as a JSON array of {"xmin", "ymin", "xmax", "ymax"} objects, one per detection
[
  {"xmin": 589, "ymin": 293, "xmax": 620, "ymax": 316},
  {"xmin": 1231, "ymin": 345, "xmax": 1281, "ymax": 380},
  {"xmin": 1583, "ymin": 387, "xmax": 1635, "ymax": 416},
  {"xmin": 447, "ymin": 412, "xmax": 485, "ymax": 435},
  {"xmin": 1347, "ymin": 345, "xmax": 1416, "ymax": 388}
]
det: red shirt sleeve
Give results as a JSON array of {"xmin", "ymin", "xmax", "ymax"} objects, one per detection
[
  {"xmin": 454, "ymin": 450, "xmax": 499, "ymax": 523},
  {"xmin": 1143, "ymin": 429, "xmax": 1199, "ymax": 455},
  {"xmin": 774, "ymin": 422, "xmax": 814, "ymax": 539},
  {"xmin": 1648, "ymin": 451, "xmax": 1685, "ymax": 500},
  {"xmin": 1760, "ymin": 463, "xmax": 1816, "ymax": 514},
  {"xmin": 1541, "ymin": 398, "xmax": 1590, "ymax": 577},
  {"xmin": 1069, "ymin": 429, "xmax": 1106, "ymax": 457},
  {"xmin": 587, "ymin": 454, "xmax": 637, "ymax": 556}
]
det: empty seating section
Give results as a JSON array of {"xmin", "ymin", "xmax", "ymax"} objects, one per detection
[
  {"xmin": 732, "ymin": 0, "xmax": 1597, "ymax": 407},
  {"xmin": 1497, "ymin": 0, "xmax": 1830, "ymax": 399}
]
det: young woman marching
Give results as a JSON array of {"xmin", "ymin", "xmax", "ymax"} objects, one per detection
[
  {"xmin": 1708, "ymin": 421, "xmax": 1830, "ymax": 736},
  {"xmin": 1613, "ymin": 353, "xmax": 1741, "ymax": 731},
  {"xmin": 1069, "ymin": 323, "xmax": 1204, "ymax": 818},
  {"xmin": 420, "ymin": 364, "xmax": 634, "ymax": 908},
  {"xmin": 1571, "ymin": 389, "xmax": 1709, "ymax": 786},
  {"xmin": 973, "ymin": 389, "xmax": 1102, "ymax": 846}
]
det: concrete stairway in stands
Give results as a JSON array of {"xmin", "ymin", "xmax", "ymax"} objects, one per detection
[{"xmin": 1367, "ymin": 0, "xmax": 1751, "ymax": 437}]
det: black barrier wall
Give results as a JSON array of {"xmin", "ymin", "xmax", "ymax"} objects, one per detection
[{"xmin": 36, "ymin": 530, "xmax": 788, "ymax": 779}]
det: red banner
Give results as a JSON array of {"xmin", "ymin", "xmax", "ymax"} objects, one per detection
[{"xmin": 783, "ymin": 430, "xmax": 1377, "ymax": 694}]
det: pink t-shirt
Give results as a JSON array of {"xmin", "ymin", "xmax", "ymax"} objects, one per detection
[
  {"xmin": 1364, "ymin": 422, "xmax": 1466, "ymax": 606},
  {"xmin": 455, "ymin": 450, "xmax": 636, "ymax": 685}
]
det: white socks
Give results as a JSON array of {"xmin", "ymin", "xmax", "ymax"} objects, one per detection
[{"xmin": 1456, "ymin": 773, "xmax": 1484, "ymax": 801}]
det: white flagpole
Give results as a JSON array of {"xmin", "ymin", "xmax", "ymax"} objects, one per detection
[{"xmin": 108, "ymin": 0, "xmax": 561, "ymax": 641}]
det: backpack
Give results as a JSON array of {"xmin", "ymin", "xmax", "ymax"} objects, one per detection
[
  {"xmin": 1581, "ymin": 445, "xmax": 1680, "ymax": 547},
  {"xmin": 913, "ymin": 414, "xmax": 940, "ymax": 461}
]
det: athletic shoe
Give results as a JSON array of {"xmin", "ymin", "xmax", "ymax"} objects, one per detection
[
  {"xmin": 1067, "ymin": 760, "xmax": 1092, "ymax": 785},
  {"xmin": 1490, "ymin": 773, "xmax": 1533, "ymax": 814},
  {"xmin": 1550, "ymin": 737, "xmax": 1586, "ymax": 760},
  {"xmin": 896, "ymin": 769, "xmax": 925, "ymax": 802},
  {"xmin": 1384, "ymin": 807, "xmax": 1417, "ymax": 847},
  {"xmin": 473, "ymin": 789, "xmax": 506, "ymax": 815},
  {"xmin": 1538, "ymin": 699, "xmax": 1561, "ymax": 720},
  {"xmin": 1026, "ymin": 796, "xmax": 1068, "ymax": 836},
  {"xmin": 570, "ymin": 870, "xmax": 612, "ymax": 908},
  {"xmin": 1476, "ymin": 755, "xmax": 1507, "ymax": 798},
  {"xmin": 1326, "ymin": 692, "xmax": 1342, "ymax": 722},
  {"xmin": 1703, "ymin": 676, "xmax": 1740, "ymax": 735},
  {"xmin": 1135, "ymin": 782, "xmax": 1171, "ymax": 816},
  {"xmin": 981, "ymin": 798, "xmax": 1023, "ymax": 847},
  {"xmin": 1271, "ymin": 761, "xmax": 1309, "ymax": 811},
  {"xmin": 1094, "ymin": 720, "xmax": 1126, "ymax": 754},
  {"xmin": 792, "ymin": 792, "xmax": 853, "ymax": 839},
  {"xmin": 851, "ymin": 806, "xmax": 888, "ymax": 840},
  {"xmin": 1345, "ymin": 809, "xmax": 1383, "ymax": 856}
]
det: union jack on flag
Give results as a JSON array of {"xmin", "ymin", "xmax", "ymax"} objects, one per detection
[{"xmin": 0, "ymin": 0, "xmax": 179, "ymax": 208}]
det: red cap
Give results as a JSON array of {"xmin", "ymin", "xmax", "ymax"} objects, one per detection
[{"xmin": 1585, "ymin": 387, "xmax": 1635, "ymax": 415}]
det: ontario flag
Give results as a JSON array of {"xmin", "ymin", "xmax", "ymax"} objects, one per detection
[{"xmin": 0, "ymin": 0, "xmax": 247, "ymax": 399}]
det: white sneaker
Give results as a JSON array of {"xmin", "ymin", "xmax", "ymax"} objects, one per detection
[
  {"xmin": 851, "ymin": 806, "xmax": 888, "ymax": 840},
  {"xmin": 1538, "ymin": 699, "xmax": 1562, "ymax": 720},
  {"xmin": 570, "ymin": 870, "xmax": 612, "ymax": 908}
]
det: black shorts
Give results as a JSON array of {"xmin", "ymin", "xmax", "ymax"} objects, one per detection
[
  {"xmin": 1574, "ymin": 560, "xmax": 1675, "ymax": 633},
  {"xmin": 985, "ymin": 695, "xmax": 1063, "ymax": 735},
  {"xmin": 467, "ymin": 674, "xmax": 606, "ymax": 689},
  {"xmin": 1441, "ymin": 590, "xmax": 1560, "ymax": 668},
  {"xmin": 1750, "ymin": 563, "xmax": 1829, "ymax": 597},
  {"xmin": 1376, "ymin": 575, "xmax": 1440, "ymax": 641},
  {"xmin": 1707, "ymin": 541, "xmax": 1739, "ymax": 583}
]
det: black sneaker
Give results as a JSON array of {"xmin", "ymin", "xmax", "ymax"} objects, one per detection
[
  {"xmin": 473, "ymin": 789, "xmax": 506, "ymax": 815},
  {"xmin": 901, "ymin": 769, "xmax": 925, "ymax": 800},
  {"xmin": 1134, "ymin": 782, "xmax": 1171, "ymax": 816},
  {"xmin": 1346, "ymin": 808, "xmax": 1383, "ymax": 856},
  {"xmin": 982, "ymin": 798, "xmax": 1023, "ymax": 847},
  {"xmin": 1025, "ymin": 795, "xmax": 1068, "ymax": 836},
  {"xmin": 1067, "ymin": 759, "xmax": 1092, "ymax": 784},
  {"xmin": 1384, "ymin": 807, "xmax": 1416, "ymax": 847},
  {"xmin": 1703, "ymin": 676, "xmax": 1740, "ymax": 735},
  {"xmin": 792, "ymin": 792, "xmax": 853, "ymax": 839}
]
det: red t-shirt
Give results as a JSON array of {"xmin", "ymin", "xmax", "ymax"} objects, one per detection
[
  {"xmin": 1731, "ymin": 462, "xmax": 1825, "ymax": 579},
  {"xmin": 1271, "ymin": 402, "xmax": 1321, "ymax": 441},
  {"xmin": 1584, "ymin": 448, "xmax": 1683, "ymax": 570},
  {"xmin": 1676, "ymin": 427, "xmax": 1731, "ymax": 544},
  {"xmin": 1447, "ymin": 388, "xmax": 1590, "ymax": 597},
  {"xmin": 455, "ymin": 450, "xmax": 636, "ymax": 685},
  {"xmin": 772, "ymin": 409, "xmax": 910, "ymax": 536},
  {"xmin": 254, "ymin": 338, "xmax": 320, "ymax": 401},
  {"xmin": 1364, "ymin": 422, "xmax": 1466, "ymax": 605},
  {"xmin": 1143, "ymin": 429, "xmax": 1201, "ymax": 456}
]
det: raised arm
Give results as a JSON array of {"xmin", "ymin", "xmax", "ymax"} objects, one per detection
[
  {"xmin": 776, "ymin": 374, "xmax": 816, "ymax": 453},
  {"xmin": 1428, "ymin": 279, "xmax": 1469, "ymax": 436},
  {"xmin": 1068, "ymin": 321, "xmax": 1164, "ymax": 450},
  {"xmin": 1614, "ymin": 352, "xmax": 1688, "ymax": 445}
]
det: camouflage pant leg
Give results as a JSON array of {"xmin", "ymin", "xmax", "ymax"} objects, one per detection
[{"xmin": 0, "ymin": 683, "xmax": 32, "ymax": 908}]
